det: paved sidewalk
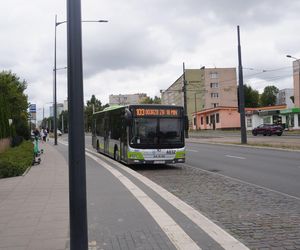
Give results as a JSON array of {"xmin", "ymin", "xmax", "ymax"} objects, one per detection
[{"xmin": 0, "ymin": 142, "xmax": 69, "ymax": 250}]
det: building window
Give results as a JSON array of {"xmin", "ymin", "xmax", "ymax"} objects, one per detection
[
  {"xmin": 210, "ymin": 72, "xmax": 218, "ymax": 79},
  {"xmin": 216, "ymin": 113, "xmax": 220, "ymax": 123},
  {"xmin": 210, "ymin": 82, "xmax": 219, "ymax": 88},
  {"xmin": 211, "ymin": 93, "xmax": 219, "ymax": 98},
  {"xmin": 212, "ymin": 103, "xmax": 219, "ymax": 108},
  {"xmin": 201, "ymin": 117, "xmax": 203, "ymax": 125},
  {"xmin": 247, "ymin": 118, "xmax": 252, "ymax": 127},
  {"xmin": 206, "ymin": 116, "xmax": 209, "ymax": 124},
  {"xmin": 263, "ymin": 116, "xmax": 271, "ymax": 124}
]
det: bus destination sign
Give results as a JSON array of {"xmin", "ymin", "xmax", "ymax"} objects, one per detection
[{"xmin": 135, "ymin": 108, "xmax": 179, "ymax": 117}]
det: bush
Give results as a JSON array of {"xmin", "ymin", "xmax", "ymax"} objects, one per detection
[
  {"xmin": 0, "ymin": 141, "xmax": 33, "ymax": 178},
  {"xmin": 11, "ymin": 135, "xmax": 23, "ymax": 147}
]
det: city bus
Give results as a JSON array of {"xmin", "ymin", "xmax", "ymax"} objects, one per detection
[{"xmin": 92, "ymin": 104, "xmax": 187, "ymax": 165}]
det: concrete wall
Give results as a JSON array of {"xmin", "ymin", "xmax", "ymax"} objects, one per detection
[{"xmin": 0, "ymin": 138, "xmax": 10, "ymax": 153}]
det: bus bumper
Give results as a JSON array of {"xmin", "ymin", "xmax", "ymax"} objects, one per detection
[{"xmin": 127, "ymin": 158, "xmax": 185, "ymax": 165}]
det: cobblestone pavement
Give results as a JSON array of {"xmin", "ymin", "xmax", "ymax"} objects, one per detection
[
  {"xmin": 134, "ymin": 164, "xmax": 300, "ymax": 250},
  {"xmin": 88, "ymin": 227, "xmax": 175, "ymax": 250}
]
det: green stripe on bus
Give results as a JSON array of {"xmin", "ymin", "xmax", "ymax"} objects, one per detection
[
  {"xmin": 128, "ymin": 152, "xmax": 144, "ymax": 160},
  {"xmin": 175, "ymin": 151, "xmax": 185, "ymax": 159}
]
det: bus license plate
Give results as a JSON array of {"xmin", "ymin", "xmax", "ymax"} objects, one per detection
[{"xmin": 154, "ymin": 161, "xmax": 165, "ymax": 164}]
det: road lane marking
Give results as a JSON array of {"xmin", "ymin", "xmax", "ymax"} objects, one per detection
[
  {"xmin": 84, "ymin": 148, "xmax": 249, "ymax": 250},
  {"xmin": 59, "ymin": 141, "xmax": 200, "ymax": 250},
  {"xmin": 225, "ymin": 155, "xmax": 246, "ymax": 160},
  {"xmin": 183, "ymin": 163, "xmax": 300, "ymax": 201},
  {"xmin": 60, "ymin": 141, "xmax": 249, "ymax": 249}
]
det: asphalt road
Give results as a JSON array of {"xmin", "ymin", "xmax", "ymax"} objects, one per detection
[{"xmin": 185, "ymin": 142, "xmax": 300, "ymax": 198}]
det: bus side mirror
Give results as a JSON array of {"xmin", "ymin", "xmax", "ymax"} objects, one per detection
[
  {"xmin": 124, "ymin": 109, "xmax": 132, "ymax": 126},
  {"xmin": 184, "ymin": 115, "xmax": 189, "ymax": 131}
]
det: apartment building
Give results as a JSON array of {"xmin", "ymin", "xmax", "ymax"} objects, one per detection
[
  {"xmin": 276, "ymin": 88, "xmax": 294, "ymax": 108},
  {"xmin": 292, "ymin": 59, "xmax": 300, "ymax": 107},
  {"xmin": 109, "ymin": 93, "xmax": 147, "ymax": 105},
  {"xmin": 161, "ymin": 67, "xmax": 237, "ymax": 127}
]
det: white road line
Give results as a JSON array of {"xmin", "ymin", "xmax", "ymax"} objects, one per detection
[
  {"xmin": 84, "ymin": 147, "xmax": 249, "ymax": 250},
  {"xmin": 183, "ymin": 163, "xmax": 300, "ymax": 201},
  {"xmin": 186, "ymin": 149, "xmax": 198, "ymax": 152},
  {"xmin": 60, "ymin": 142, "xmax": 200, "ymax": 250},
  {"xmin": 225, "ymin": 154, "xmax": 246, "ymax": 160}
]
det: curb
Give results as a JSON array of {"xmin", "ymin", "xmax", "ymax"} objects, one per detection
[{"xmin": 187, "ymin": 139, "xmax": 300, "ymax": 152}]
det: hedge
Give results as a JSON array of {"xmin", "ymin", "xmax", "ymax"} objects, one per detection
[{"xmin": 0, "ymin": 140, "xmax": 33, "ymax": 178}]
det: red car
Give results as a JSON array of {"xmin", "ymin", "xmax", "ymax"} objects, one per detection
[{"xmin": 252, "ymin": 124, "xmax": 283, "ymax": 136}]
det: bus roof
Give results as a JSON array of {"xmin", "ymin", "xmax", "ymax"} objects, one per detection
[{"xmin": 93, "ymin": 104, "xmax": 183, "ymax": 114}]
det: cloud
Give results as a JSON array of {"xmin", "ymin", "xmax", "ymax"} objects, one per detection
[{"xmin": 0, "ymin": 0, "xmax": 299, "ymax": 121}]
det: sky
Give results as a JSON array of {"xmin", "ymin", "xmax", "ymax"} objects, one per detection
[{"xmin": 1, "ymin": 0, "xmax": 300, "ymax": 120}]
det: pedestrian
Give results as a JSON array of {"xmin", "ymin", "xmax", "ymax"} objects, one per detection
[
  {"xmin": 43, "ymin": 128, "xmax": 47, "ymax": 142},
  {"xmin": 40, "ymin": 129, "xmax": 44, "ymax": 143}
]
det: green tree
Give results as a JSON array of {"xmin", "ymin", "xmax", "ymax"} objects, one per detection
[
  {"xmin": 259, "ymin": 85, "xmax": 279, "ymax": 107},
  {"xmin": 0, "ymin": 71, "xmax": 29, "ymax": 139},
  {"xmin": 244, "ymin": 85, "xmax": 259, "ymax": 107},
  {"xmin": 84, "ymin": 95, "xmax": 106, "ymax": 132},
  {"xmin": 58, "ymin": 110, "xmax": 68, "ymax": 132},
  {"xmin": 139, "ymin": 96, "xmax": 161, "ymax": 104}
]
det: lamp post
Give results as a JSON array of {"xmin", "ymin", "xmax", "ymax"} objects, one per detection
[{"xmin": 53, "ymin": 15, "xmax": 108, "ymax": 145}]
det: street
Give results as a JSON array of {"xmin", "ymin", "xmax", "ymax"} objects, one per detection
[
  {"xmin": 78, "ymin": 135, "xmax": 300, "ymax": 249},
  {"xmin": 185, "ymin": 142, "xmax": 300, "ymax": 198}
]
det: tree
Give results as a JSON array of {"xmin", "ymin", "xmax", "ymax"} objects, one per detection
[
  {"xmin": 0, "ymin": 71, "xmax": 30, "ymax": 139},
  {"xmin": 259, "ymin": 85, "xmax": 279, "ymax": 107},
  {"xmin": 58, "ymin": 110, "xmax": 68, "ymax": 132},
  {"xmin": 139, "ymin": 96, "xmax": 161, "ymax": 104},
  {"xmin": 244, "ymin": 85, "xmax": 259, "ymax": 108},
  {"xmin": 84, "ymin": 95, "xmax": 106, "ymax": 132}
]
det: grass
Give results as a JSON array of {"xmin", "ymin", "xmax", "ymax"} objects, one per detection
[{"xmin": 0, "ymin": 140, "xmax": 34, "ymax": 178}]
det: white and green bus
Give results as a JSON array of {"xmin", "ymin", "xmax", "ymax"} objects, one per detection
[{"xmin": 92, "ymin": 104, "xmax": 187, "ymax": 165}]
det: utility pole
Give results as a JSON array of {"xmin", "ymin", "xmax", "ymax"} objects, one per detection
[
  {"xmin": 67, "ymin": 0, "xmax": 88, "ymax": 249},
  {"xmin": 237, "ymin": 25, "xmax": 247, "ymax": 144},
  {"xmin": 53, "ymin": 15, "xmax": 58, "ymax": 145},
  {"xmin": 183, "ymin": 62, "xmax": 189, "ymax": 138},
  {"xmin": 62, "ymin": 113, "xmax": 64, "ymax": 133}
]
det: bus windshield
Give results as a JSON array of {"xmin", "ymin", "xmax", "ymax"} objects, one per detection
[{"xmin": 130, "ymin": 117, "xmax": 183, "ymax": 147}]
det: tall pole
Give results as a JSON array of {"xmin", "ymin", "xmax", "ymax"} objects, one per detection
[
  {"xmin": 67, "ymin": 0, "xmax": 88, "ymax": 249},
  {"xmin": 237, "ymin": 25, "xmax": 247, "ymax": 144},
  {"xmin": 53, "ymin": 15, "xmax": 58, "ymax": 145},
  {"xmin": 61, "ymin": 113, "xmax": 63, "ymax": 133},
  {"xmin": 183, "ymin": 62, "xmax": 189, "ymax": 138}
]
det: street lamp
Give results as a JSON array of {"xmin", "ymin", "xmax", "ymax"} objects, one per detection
[{"xmin": 53, "ymin": 15, "xmax": 108, "ymax": 145}]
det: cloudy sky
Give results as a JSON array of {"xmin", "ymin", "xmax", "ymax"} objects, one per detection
[{"xmin": 1, "ymin": 0, "xmax": 300, "ymax": 120}]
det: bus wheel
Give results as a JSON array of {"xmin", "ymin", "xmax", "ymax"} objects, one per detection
[{"xmin": 114, "ymin": 148, "xmax": 119, "ymax": 161}]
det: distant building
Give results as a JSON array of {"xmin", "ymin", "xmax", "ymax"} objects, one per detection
[
  {"xmin": 292, "ymin": 59, "xmax": 300, "ymax": 107},
  {"xmin": 109, "ymin": 93, "xmax": 147, "ymax": 105},
  {"xmin": 276, "ymin": 88, "xmax": 294, "ymax": 108},
  {"xmin": 161, "ymin": 67, "xmax": 237, "ymax": 128},
  {"xmin": 49, "ymin": 103, "xmax": 64, "ymax": 118},
  {"xmin": 192, "ymin": 105, "xmax": 289, "ymax": 130}
]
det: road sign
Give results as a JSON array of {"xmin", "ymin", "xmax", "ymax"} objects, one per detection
[{"xmin": 29, "ymin": 104, "xmax": 36, "ymax": 113}]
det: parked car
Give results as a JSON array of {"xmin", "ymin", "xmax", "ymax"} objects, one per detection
[
  {"xmin": 57, "ymin": 129, "xmax": 62, "ymax": 136},
  {"xmin": 252, "ymin": 124, "xmax": 283, "ymax": 136}
]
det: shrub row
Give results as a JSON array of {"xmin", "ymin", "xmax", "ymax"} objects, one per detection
[{"xmin": 0, "ymin": 141, "xmax": 33, "ymax": 178}]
